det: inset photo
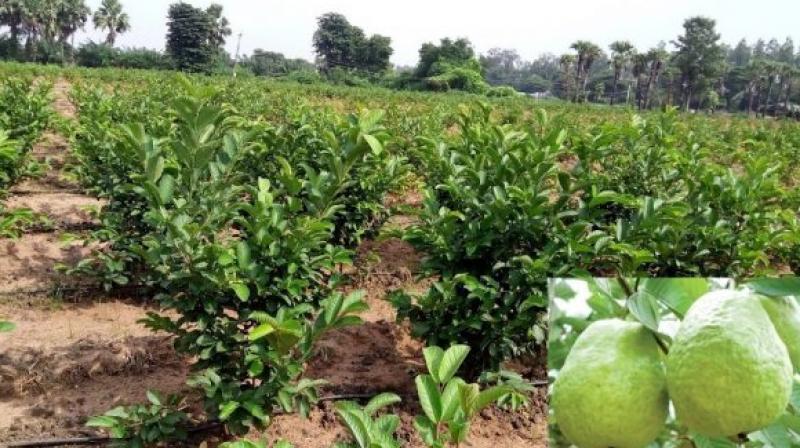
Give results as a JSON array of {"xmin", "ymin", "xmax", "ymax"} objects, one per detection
[{"xmin": 548, "ymin": 277, "xmax": 800, "ymax": 447}]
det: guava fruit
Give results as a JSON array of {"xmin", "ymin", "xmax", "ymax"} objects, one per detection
[
  {"xmin": 667, "ymin": 290, "xmax": 792, "ymax": 437},
  {"xmin": 759, "ymin": 295, "xmax": 800, "ymax": 371},
  {"xmin": 552, "ymin": 319, "xmax": 668, "ymax": 448}
]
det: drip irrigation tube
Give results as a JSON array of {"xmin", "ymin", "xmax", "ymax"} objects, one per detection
[{"xmin": 4, "ymin": 385, "xmax": 548, "ymax": 447}]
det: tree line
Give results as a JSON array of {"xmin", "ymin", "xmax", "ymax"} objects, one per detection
[
  {"xmin": 484, "ymin": 17, "xmax": 800, "ymax": 115},
  {"xmin": 2, "ymin": 3, "xmax": 799, "ymax": 114}
]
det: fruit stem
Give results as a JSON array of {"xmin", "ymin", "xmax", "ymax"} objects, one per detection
[
  {"xmin": 616, "ymin": 276, "xmax": 634, "ymax": 297},
  {"xmin": 652, "ymin": 332, "xmax": 669, "ymax": 354}
]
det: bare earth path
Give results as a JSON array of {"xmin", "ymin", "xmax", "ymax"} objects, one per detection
[
  {"xmin": 1, "ymin": 79, "xmax": 103, "ymax": 297},
  {"xmin": 0, "ymin": 84, "xmax": 546, "ymax": 446}
]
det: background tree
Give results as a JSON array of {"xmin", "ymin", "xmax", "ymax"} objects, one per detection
[
  {"xmin": 0, "ymin": 0, "xmax": 27, "ymax": 44},
  {"xmin": 241, "ymin": 49, "xmax": 314, "ymax": 76},
  {"xmin": 165, "ymin": 2, "xmax": 213, "ymax": 72},
  {"xmin": 205, "ymin": 3, "xmax": 230, "ymax": 49},
  {"xmin": 570, "ymin": 40, "xmax": 602, "ymax": 102},
  {"xmin": 92, "ymin": 0, "xmax": 129, "ymax": 46},
  {"xmin": 672, "ymin": 16, "xmax": 725, "ymax": 110},
  {"xmin": 728, "ymin": 39, "xmax": 751, "ymax": 67},
  {"xmin": 609, "ymin": 40, "xmax": 634, "ymax": 104},
  {"xmin": 558, "ymin": 53, "xmax": 576, "ymax": 100},
  {"xmin": 56, "ymin": 0, "xmax": 89, "ymax": 63},
  {"xmin": 312, "ymin": 12, "xmax": 391, "ymax": 75},
  {"xmin": 415, "ymin": 37, "xmax": 476, "ymax": 78},
  {"xmin": 481, "ymin": 48, "xmax": 521, "ymax": 84}
]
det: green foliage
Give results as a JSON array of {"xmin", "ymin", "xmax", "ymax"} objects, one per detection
[
  {"xmin": 0, "ymin": 321, "xmax": 15, "ymax": 332},
  {"xmin": 413, "ymin": 345, "xmax": 528, "ymax": 448},
  {"xmin": 672, "ymin": 16, "xmax": 725, "ymax": 109},
  {"xmin": 392, "ymin": 105, "xmax": 553, "ymax": 375},
  {"xmin": 241, "ymin": 49, "xmax": 315, "ymax": 78},
  {"xmin": 334, "ymin": 393, "xmax": 403, "ymax": 448},
  {"xmin": 0, "ymin": 76, "xmax": 52, "ymax": 156},
  {"xmin": 92, "ymin": 0, "xmax": 130, "ymax": 46},
  {"xmin": 334, "ymin": 345, "xmax": 531, "ymax": 448},
  {"xmin": 425, "ymin": 64, "xmax": 489, "ymax": 94},
  {"xmin": 165, "ymin": 2, "xmax": 215, "ymax": 73},
  {"xmin": 76, "ymin": 42, "xmax": 171, "ymax": 70},
  {"xmin": 312, "ymin": 12, "xmax": 393, "ymax": 76},
  {"xmin": 486, "ymin": 86, "xmax": 517, "ymax": 97},
  {"xmin": 86, "ymin": 390, "xmax": 190, "ymax": 448}
]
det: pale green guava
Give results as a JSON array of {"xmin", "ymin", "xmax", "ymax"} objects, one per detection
[
  {"xmin": 552, "ymin": 319, "xmax": 668, "ymax": 448},
  {"xmin": 667, "ymin": 290, "xmax": 792, "ymax": 437},
  {"xmin": 759, "ymin": 295, "xmax": 800, "ymax": 371}
]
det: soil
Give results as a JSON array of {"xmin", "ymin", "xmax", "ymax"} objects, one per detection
[{"xmin": 0, "ymin": 79, "xmax": 547, "ymax": 447}]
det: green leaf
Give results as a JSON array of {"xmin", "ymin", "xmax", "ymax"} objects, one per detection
[
  {"xmin": 475, "ymin": 385, "xmax": 511, "ymax": 412},
  {"xmin": 362, "ymin": 134, "xmax": 383, "ymax": 155},
  {"xmin": 413, "ymin": 415, "xmax": 437, "ymax": 446},
  {"xmin": 422, "ymin": 346, "xmax": 444, "ymax": 383},
  {"xmin": 750, "ymin": 422, "xmax": 793, "ymax": 448},
  {"xmin": 231, "ymin": 283, "xmax": 250, "ymax": 302},
  {"xmin": 219, "ymin": 401, "xmax": 240, "ymax": 420},
  {"xmin": 0, "ymin": 321, "xmax": 15, "ymax": 332},
  {"xmin": 440, "ymin": 378, "xmax": 465, "ymax": 422},
  {"xmin": 373, "ymin": 414, "xmax": 401, "ymax": 436},
  {"xmin": 364, "ymin": 393, "xmax": 401, "ymax": 416},
  {"xmin": 641, "ymin": 278, "xmax": 710, "ymax": 317},
  {"xmin": 236, "ymin": 241, "xmax": 251, "ymax": 270},
  {"xmin": 85, "ymin": 415, "xmax": 118, "ymax": 428},
  {"xmin": 437, "ymin": 345, "xmax": 470, "ymax": 384},
  {"xmin": 249, "ymin": 323, "xmax": 275, "ymax": 341},
  {"xmin": 626, "ymin": 291, "xmax": 660, "ymax": 332},
  {"xmin": 158, "ymin": 174, "xmax": 174, "ymax": 203},
  {"xmin": 746, "ymin": 277, "xmax": 800, "ymax": 298},
  {"xmin": 336, "ymin": 408, "xmax": 370, "ymax": 448},
  {"xmin": 691, "ymin": 434, "xmax": 737, "ymax": 448},
  {"xmin": 146, "ymin": 390, "xmax": 161, "ymax": 406},
  {"xmin": 415, "ymin": 374, "xmax": 443, "ymax": 423}
]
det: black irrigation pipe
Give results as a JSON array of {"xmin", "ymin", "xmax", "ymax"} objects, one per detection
[
  {"xmin": 5, "ymin": 385, "xmax": 550, "ymax": 447},
  {"xmin": 5, "ymin": 422, "xmax": 222, "ymax": 448},
  {"xmin": 7, "ymin": 188, "xmax": 86, "ymax": 195},
  {"xmin": 0, "ymin": 269, "xmax": 425, "ymax": 298},
  {"xmin": 0, "ymin": 283, "xmax": 149, "ymax": 298}
]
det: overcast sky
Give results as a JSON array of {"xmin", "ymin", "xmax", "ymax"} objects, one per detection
[{"xmin": 73, "ymin": 0, "xmax": 800, "ymax": 66}]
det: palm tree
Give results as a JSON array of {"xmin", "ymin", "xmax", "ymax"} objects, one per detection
[
  {"xmin": 0, "ymin": 0, "xmax": 27, "ymax": 43},
  {"xmin": 570, "ymin": 40, "xmax": 602, "ymax": 102},
  {"xmin": 92, "ymin": 0, "xmax": 129, "ymax": 46},
  {"xmin": 56, "ymin": 0, "xmax": 89, "ymax": 44},
  {"xmin": 643, "ymin": 48, "xmax": 668, "ymax": 109},
  {"xmin": 609, "ymin": 40, "xmax": 634, "ymax": 105},
  {"xmin": 744, "ymin": 60, "xmax": 767, "ymax": 115},
  {"xmin": 632, "ymin": 52, "xmax": 648, "ymax": 109},
  {"xmin": 558, "ymin": 54, "xmax": 576, "ymax": 101}
]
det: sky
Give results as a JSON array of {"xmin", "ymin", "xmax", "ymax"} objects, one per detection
[{"xmin": 73, "ymin": 0, "xmax": 800, "ymax": 67}]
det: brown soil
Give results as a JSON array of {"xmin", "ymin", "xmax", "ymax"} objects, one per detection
[
  {"xmin": 4, "ymin": 193, "xmax": 102, "ymax": 228},
  {"xmin": 0, "ymin": 232, "xmax": 95, "ymax": 293},
  {"xmin": 0, "ymin": 80, "xmax": 547, "ymax": 447}
]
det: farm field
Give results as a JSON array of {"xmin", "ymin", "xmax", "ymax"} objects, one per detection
[{"xmin": 0, "ymin": 61, "xmax": 799, "ymax": 447}]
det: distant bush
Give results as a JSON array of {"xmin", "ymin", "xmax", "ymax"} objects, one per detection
[
  {"xmin": 285, "ymin": 70, "xmax": 322, "ymax": 84},
  {"xmin": 0, "ymin": 36, "xmax": 22, "ymax": 61},
  {"xmin": 76, "ymin": 42, "xmax": 171, "ymax": 70},
  {"xmin": 425, "ymin": 65, "xmax": 489, "ymax": 94},
  {"xmin": 325, "ymin": 67, "xmax": 372, "ymax": 87},
  {"xmin": 486, "ymin": 86, "xmax": 518, "ymax": 97}
]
